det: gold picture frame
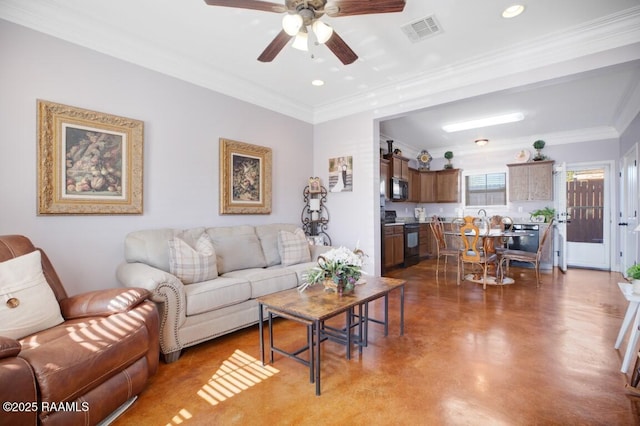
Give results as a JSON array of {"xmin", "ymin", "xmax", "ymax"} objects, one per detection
[
  {"xmin": 308, "ymin": 177, "xmax": 321, "ymax": 194},
  {"xmin": 37, "ymin": 100, "xmax": 143, "ymax": 215},
  {"xmin": 219, "ymin": 138, "xmax": 272, "ymax": 214}
]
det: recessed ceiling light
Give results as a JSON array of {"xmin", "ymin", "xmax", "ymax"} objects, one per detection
[
  {"xmin": 502, "ymin": 5, "xmax": 525, "ymax": 18},
  {"xmin": 442, "ymin": 112, "xmax": 524, "ymax": 133},
  {"xmin": 311, "ymin": 79, "xmax": 324, "ymax": 86}
]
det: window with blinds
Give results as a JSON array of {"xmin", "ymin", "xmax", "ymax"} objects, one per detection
[{"xmin": 465, "ymin": 173, "xmax": 506, "ymax": 206}]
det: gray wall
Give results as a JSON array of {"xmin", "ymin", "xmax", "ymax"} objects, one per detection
[{"xmin": 0, "ymin": 20, "xmax": 313, "ymax": 295}]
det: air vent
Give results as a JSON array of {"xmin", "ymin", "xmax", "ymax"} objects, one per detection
[{"xmin": 401, "ymin": 15, "xmax": 442, "ymax": 43}]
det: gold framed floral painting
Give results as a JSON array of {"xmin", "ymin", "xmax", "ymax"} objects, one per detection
[
  {"xmin": 37, "ymin": 100, "xmax": 144, "ymax": 215},
  {"xmin": 219, "ymin": 138, "xmax": 272, "ymax": 214}
]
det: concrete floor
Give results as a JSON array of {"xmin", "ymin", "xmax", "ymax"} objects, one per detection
[{"xmin": 114, "ymin": 260, "xmax": 640, "ymax": 425}]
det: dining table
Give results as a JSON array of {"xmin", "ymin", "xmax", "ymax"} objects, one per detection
[{"xmin": 445, "ymin": 226, "xmax": 523, "ymax": 285}]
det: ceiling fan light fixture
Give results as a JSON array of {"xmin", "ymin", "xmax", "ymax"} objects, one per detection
[
  {"xmin": 475, "ymin": 138, "xmax": 489, "ymax": 146},
  {"xmin": 442, "ymin": 112, "xmax": 524, "ymax": 133},
  {"xmin": 292, "ymin": 30, "xmax": 309, "ymax": 51},
  {"xmin": 312, "ymin": 20, "xmax": 333, "ymax": 44},
  {"xmin": 282, "ymin": 13, "xmax": 303, "ymax": 36}
]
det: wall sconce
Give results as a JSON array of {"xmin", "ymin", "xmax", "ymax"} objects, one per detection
[{"xmin": 475, "ymin": 138, "xmax": 489, "ymax": 146}]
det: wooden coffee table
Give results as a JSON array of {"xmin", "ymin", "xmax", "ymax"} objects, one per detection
[{"xmin": 257, "ymin": 276, "xmax": 406, "ymax": 395}]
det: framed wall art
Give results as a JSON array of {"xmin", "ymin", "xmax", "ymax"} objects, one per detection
[
  {"xmin": 219, "ymin": 138, "xmax": 272, "ymax": 214},
  {"xmin": 37, "ymin": 100, "xmax": 143, "ymax": 215},
  {"xmin": 328, "ymin": 156, "xmax": 353, "ymax": 192},
  {"xmin": 308, "ymin": 177, "xmax": 321, "ymax": 194}
]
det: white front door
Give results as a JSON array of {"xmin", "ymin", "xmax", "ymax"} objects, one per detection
[{"xmin": 564, "ymin": 162, "xmax": 613, "ymax": 270}]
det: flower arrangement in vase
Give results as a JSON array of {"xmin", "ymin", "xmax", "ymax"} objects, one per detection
[{"xmin": 299, "ymin": 246, "xmax": 365, "ymax": 295}]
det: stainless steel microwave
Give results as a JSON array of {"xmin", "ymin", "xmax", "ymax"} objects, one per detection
[{"xmin": 391, "ymin": 177, "xmax": 408, "ymax": 201}]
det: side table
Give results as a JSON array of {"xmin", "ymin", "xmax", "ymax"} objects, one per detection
[{"xmin": 615, "ymin": 282, "xmax": 640, "ymax": 373}]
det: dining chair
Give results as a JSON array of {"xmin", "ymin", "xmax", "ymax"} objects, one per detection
[
  {"xmin": 429, "ymin": 216, "xmax": 460, "ymax": 278},
  {"xmin": 498, "ymin": 218, "xmax": 555, "ymax": 287},
  {"xmin": 458, "ymin": 216, "xmax": 498, "ymax": 290}
]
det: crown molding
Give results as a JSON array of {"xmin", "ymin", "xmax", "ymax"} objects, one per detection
[
  {"xmin": 1, "ymin": 2, "xmax": 639, "ymax": 125},
  {"xmin": 314, "ymin": 6, "xmax": 640, "ymax": 124}
]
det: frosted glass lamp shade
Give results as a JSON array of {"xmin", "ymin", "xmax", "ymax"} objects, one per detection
[
  {"xmin": 282, "ymin": 14, "xmax": 303, "ymax": 36},
  {"xmin": 292, "ymin": 31, "xmax": 309, "ymax": 51},
  {"xmin": 312, "ymin": 20, "xmax": 333, "ymax": 44}
]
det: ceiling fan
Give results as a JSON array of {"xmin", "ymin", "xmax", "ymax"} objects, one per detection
[{"xmin": 203, "ymin": 0, "xmax": 406, "ymax": 65}]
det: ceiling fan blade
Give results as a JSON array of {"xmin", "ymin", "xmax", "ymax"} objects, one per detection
[
  {"xmin": 325, "ymin": 0, "xmax": 406, "ymax": 17},
  {"xmin": 257, "ymin": 30, "xmax": 293, "ymax": 62},
  {"xmin": 203, "ymin": 0, "xmax": 287, "ymax": 13},
  {"xmin": 325, "ymin": 31, "xmax": 358, "ymax": 65}
]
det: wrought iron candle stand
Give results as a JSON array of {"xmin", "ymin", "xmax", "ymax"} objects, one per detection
[{"xmin": 301, "ymin": 181, "xmax": 331, "ymax": 245}]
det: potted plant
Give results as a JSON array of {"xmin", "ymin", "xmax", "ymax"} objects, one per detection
[
  {"xmin": 533, "ymin": 140, "xmax": 546, "ymax": 161},
  {"xmin": 444, "ymin": 151, "xmax": 454, "ymax": 169},
  {"xmin": 299, "ymin": 247, "xmax": 365, "ymax": 296},
  {"xmin": 628, "ymin": 264, "xmax": 640, "ymax": 293},
  {"xmin": 530, "ymin": 207, "xmax": 555, "ymax": 223}
]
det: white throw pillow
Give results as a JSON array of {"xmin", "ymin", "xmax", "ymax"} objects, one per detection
[
  {"xmin": 169, "ymin": 233, "xmax": 218, "ymax": 284},
  {"xmin": 0, "ymin": 250, "xmax": 64, "ymax": 340},
  {"xmin": 277, "ymin": 228, "xmax": 311, "ymax": 267}
]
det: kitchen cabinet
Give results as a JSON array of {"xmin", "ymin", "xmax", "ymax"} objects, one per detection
[
  {"xmin": 386, "ymin": 154, "xmax": 410, "ymax": 181},
  {"xmin": 419, "ymin": 171, "xmax": 436, "ymax": 202},
  {"xmin": 436, "ymin": 169, "xmax": 461, "ymax": 203},
  {"xmin": 408, "ymin": 168, "xmax": 421, "ymax": 202},
  {"xmin": 507, "ymin": 160, "xmax": 554, "ymax": 201},
  {"xmin": 419, "ymin": 223, "xmax": 435, "ymax": 258},
  {"xmin": 380, "ymin": 158, "xmax": 390, "ymax": 200},
  {"xmin": 419, "ymin": 169, "xmax": 460, "ymax": 203},
  {"xmin": 383, "ymin": 225, "xmax": 404, "ymax": 268}
]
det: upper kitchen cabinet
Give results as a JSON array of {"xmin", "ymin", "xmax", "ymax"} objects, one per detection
[
  {"xmin": 408, "ymin": 168, "xmax": 421, "ymax": 202},
  {"xmin": 508, "ymin": 160, "xmax": 554, "ymax": 201},
  {"xmin": 419, "ymin": 171, "xmax": 436, "ymax": 203},
  {"xmin": 386, "ymin": 154, "xmax": 410, "ymax": 181},
  {"xmin": 436, "ymin": 169, "xmax": 461, "ymax": 203},
  {"xmin": 419, "ymin": 169, "xmax": 460, "ymax": 203}
]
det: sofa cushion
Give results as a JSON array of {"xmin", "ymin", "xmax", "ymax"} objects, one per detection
[
  {"xmin": 18, "ymin": 311, "xmax": 149, "ymax": 405},
  {"xmin": 125, "ymin": 228, "xmax": 206, "ymax": 272},
  {"xmin": 268, "ymin": 260, "xmax": 319, "ymax": 286},
  {"xmin": 183, "ymin": 276, "xmax": 251, "ymax": 316},
  {"xmin": 168, "ymin": 233, "xmax": 218, "ymax": 284},
  {"xmin": 277, "ymin": 228, "xmax": 311, "ymax": 266},
  {"xmin": 0, "ymin": 250, "xmax": 64, "ymax": 340},
  {"xmin": 222, "ymin": 267, "xmax": 298, "ymax": 298},
  {"xmin": 255, "ymin": 223, "xmax": 299, "ymax": 266},
  {"xmin": 207, "ymin": 226, "xmax": 267, "ymax": 274}
]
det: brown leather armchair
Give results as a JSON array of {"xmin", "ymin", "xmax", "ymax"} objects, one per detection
[{"xmin": 0, "ymin": 235, "xmax": 159, "ymax": 425}]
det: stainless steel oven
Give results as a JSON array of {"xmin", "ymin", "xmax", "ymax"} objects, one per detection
[
  {"xmin": 404, "ymin": 223, "xmax": 420, "ymax": 266},
  {"xmin": 509, "ymin": 224, "xmax": 540, "ymax": 268}
]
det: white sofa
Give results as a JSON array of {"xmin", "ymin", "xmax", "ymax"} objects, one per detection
[{"xmin": 116, "ymin": 223, "xmax": 328, "ymax": 363}]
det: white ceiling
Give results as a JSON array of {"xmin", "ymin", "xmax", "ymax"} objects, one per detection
[{"xmin": 1, "ymin": 0, "xmax": 640, "ymax": 155}]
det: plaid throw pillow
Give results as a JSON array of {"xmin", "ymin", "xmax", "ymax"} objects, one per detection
[
  {"xmin": 277, "ymin": 228, "xmax": 311, "ymax": 267},
  {"xmin": 168, "ymin": 233, "xmax": 218, "ymax": 284}
]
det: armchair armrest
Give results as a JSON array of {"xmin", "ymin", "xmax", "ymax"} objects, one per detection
[
  {"xmin": 0, "ymin": 335, "xmax": 21, "ymax": 359},
  {"xmin": 60, "ymin": 287, "xmax": 150, "ymax": 319}
]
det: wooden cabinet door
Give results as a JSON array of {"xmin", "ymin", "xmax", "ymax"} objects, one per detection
[
  {"xmin": 392, "ymin": 233, "xmax": 404, "ymax": 265},
  {"xmin": 527, "ymin": 162, "xmax": 553, "ymax": 200},
  {"xmin": 508, "ymin": 164, "xmax": 529, "ymax": 201},
  {"xmin": 420, "ymin": 172, "xmax": 436, "ymax": 202},
  {"xmin": 408, "ymin": 168, "xmax": 420, "ymax": 202},
  {"xmin": 401, "ymin": 160, "xmax": 409, "ymax": 180},
  {"xmin": 419, "ymin": 224, "xmax": 432, "ymax": 257},
  {"xmin": 383, "ymin": 227, "xmax": 395, "ymax": 268},
  {"xmin": 436, "ymin": 169, "xmax": 460, "ymax": 203}
]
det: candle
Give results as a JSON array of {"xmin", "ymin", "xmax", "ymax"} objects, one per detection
[
  {"xmin": 311, "ymin": 211, "xmax": 319, "ymax": 221},
  {"xmin": 309, "ymin": 198, "xmax": 320, "ymax": 211}
]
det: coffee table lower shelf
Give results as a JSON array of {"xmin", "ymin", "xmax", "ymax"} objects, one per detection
[{"xmin": 257, "ymin": 277, "xmax": 405, "ymax": 395}]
